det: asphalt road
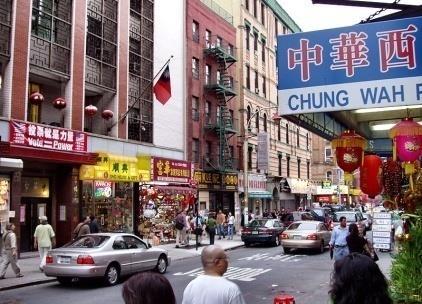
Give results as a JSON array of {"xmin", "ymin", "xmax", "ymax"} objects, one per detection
[{"xmin": 0, "ymin": 245, "xmax": 334, "ymax": 304}]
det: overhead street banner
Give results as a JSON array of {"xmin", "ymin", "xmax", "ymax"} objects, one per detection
[{"xmin": 277, "ymin": 17, "xmax": 422, "ymax": 115}]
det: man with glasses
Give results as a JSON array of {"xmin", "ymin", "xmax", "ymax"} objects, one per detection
[
  {"xmin": 329, "ymin": 216, "xmax": 349, "ymax": 261},
  {"xmin": 182, "ymin": 245, "xmax": 245, "ymax": 304}
]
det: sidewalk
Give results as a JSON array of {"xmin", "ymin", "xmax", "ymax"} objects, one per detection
[{"xmin": 0, "ymin": 235, "xmax": 244, "ymax": 291}]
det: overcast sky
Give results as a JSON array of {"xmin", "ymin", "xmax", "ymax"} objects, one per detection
[{"xmin": 277, "ymin": 0, "xmax": 422, "ymax": 32}]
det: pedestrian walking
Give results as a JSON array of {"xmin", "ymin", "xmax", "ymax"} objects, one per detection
[
  {"xmin": 0, "ymin": 223, "xmax": 23, "ymax": 279},
  {"xmin": 329, "ymin": 253, "xmax": 392, "ymax": 304},
  {"xmin": 175, "ymin": 210, "xmax": 186, "ymax": 248},
  {"xmin": 34, "ymin": 216, "xmax": 55, "ymax": 272},
  {"xmin": 329, "ymin": 216, "xmax": 349, "ymax": 261},
  {"xmin": 122, "ymin": 272, "xmax": 176, "ymax": 304},
  {"xmin": 227, "ymin": 212, "xmax": 235, "ymax": 240},
  {"xmin": 184, "ymin": 211, "xmax": 192, "ymax": 245},
  {"xmin": 89, "ymin": 215, "xmax": 100, "ymax": 233},
  {"xmin": 72, "ymin": 217, "xmax": 91, "ymax": 239},
  {"xmin": 206, "ymin": 214, "xmax": 217, "ymax": 245},
  {"xmin": 193, "ymin": 212, "xmax": 205, "ymax": 246},
  {"xmin": 182, "ymin": 245, "xmax": 246, "ymax": 304},
  {"xmin": 216, "ymin": 210, "xmax": 226, "ymax": 240}
]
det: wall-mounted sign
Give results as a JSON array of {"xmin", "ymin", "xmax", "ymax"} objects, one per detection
[
  {"xmin": 21, "ymin": 177, "xmax": 49, "ymax": 198},
  {"xmin": 152, "ymin": 157, "xmax": 193, "ymax": 183},
  {"xmin": 9, "ymin": 120, "xmax": 87, "ymax": 152},
  {"xmin": 257, "ymin": 132, "xmax": 269, "ymax": 172},
  {"xmin": 194, "ymin": 171, "xmax": 238, "ymax": 191},
  {"xmin": 277, "ymin": 17, "xmax": 422, "ymax": 115},
  {"xmin": 0, "ymin": 177, "xmax": 10, "ymax": 211},
  {"xmin": 238, "ymin": 174, "xmax": 266, "ymax": 192},
  {"xmin": 94, "ymin": 181, "xmax": 112, "ymax": 198}
]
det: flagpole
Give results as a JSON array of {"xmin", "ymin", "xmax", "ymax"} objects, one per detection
[{"xmin": 110, "ymin": 55, "xmax": 174, "ymax": 129}]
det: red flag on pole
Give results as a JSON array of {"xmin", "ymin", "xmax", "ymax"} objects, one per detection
[{"xmin": 153, "ymin": 65, "xmax": 171, "ymax": 105}]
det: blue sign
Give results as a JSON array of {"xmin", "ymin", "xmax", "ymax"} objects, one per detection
[{"xmin": 277, "ymin": 17, "xmax": 422, "ymax": 115}]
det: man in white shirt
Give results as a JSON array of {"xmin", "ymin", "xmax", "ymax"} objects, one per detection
[
  {"xmin": 182, "ymin": 245, "xmax": 245, "ymax": 304},
  {"xmin": 329, "ymin": 216, "xmax": 349, "ymax": 261},
  {"xmin": 227, "ymin": 212, "xmax": 235, "ymax": 240}
]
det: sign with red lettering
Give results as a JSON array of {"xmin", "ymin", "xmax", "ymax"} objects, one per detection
[
  {"xmin": 9, "ymin": 120, "xmax": 87, "ymax": 152},
  {"xmin": 152, "ymin": 157, "xmax": 193, "ymax": 183}
]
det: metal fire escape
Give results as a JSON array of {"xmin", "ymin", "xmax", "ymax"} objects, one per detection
[{"xmin": 204, "ymin": 42, "xmax": 237, "ymax": 172}]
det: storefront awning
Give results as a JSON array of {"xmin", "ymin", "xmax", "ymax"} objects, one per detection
[
  {"xmin": 0, "ymin": 158, "xmax": 23, "ymax": 171},
  {"xmin": 248, "ymin": 191, "xmax": 272, "ymax": 198}
]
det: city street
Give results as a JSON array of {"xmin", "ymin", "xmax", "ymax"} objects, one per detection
[{"xmin": 0, "ymin": 245, "xmax": 335, "ymax": 304}]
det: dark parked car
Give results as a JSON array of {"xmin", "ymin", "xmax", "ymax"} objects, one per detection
[
  {"xmin": 311, "ymin": 208, "xmax": 334, "ymax": 230},
  {"xmin": 241, "ymin": 219, "xmax": 285, "ymax": 247}
]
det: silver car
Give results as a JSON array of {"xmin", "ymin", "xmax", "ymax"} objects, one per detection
[
  {"xmin": 44, "ymin": 233, "xmax": 170, "ymax": 286},
  {"xmin": 281, "ymin": 221, "xmax": 331, "ymax": 254}
]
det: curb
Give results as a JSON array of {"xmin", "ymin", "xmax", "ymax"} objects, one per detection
[{"xmin": 0, "ymin": 244, "xmax": 245, "ymax": 291}]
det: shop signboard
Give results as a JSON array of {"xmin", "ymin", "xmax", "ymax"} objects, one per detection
[
  {"xmin": 238, "ymin": 173, "xmax": 266, "ymax": 192},
  {"xmin": 194, "ymin": 171, "xmax": 238, "ymax": 191},
  {"xmin": 277, "ymin": 17, "xmax": 422, "ymax": 115},
  {"xmin": 9, "ymin": 120, "xmax": 87, "ymax": 152},
  {"xmin": 372, "ymin": 212, "xmax": 392, "ymax": 250},
  {"xmin": 94, "ymin": 181, "xmax": 112, "ymax": 198},
  {"xmin": 152, "ymin": 157, "xmax": 193, "ymax": 183},
  {"xmin": 257, "ymin": 132, "xmax": 269, "ymax": 172}
]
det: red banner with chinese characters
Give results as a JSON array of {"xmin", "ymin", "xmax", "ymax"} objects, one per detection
[
  {"xmin": 152, "ymin": 157, "xmax": 193, "ymax": 183},
  {"xmin": 9, "ymin": 120, "xmax": 87, "ymax": 152}
]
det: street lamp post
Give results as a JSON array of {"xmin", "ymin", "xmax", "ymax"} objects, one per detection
[{"xmin": 242, "ymin": 105, "xmax": 280, "ymax": 226}]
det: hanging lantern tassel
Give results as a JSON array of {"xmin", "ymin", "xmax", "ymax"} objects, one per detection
[
  {"xmin": 344, "ymin": 173, "xmax": 354, "ymax": 185},
  {"xmin": 403, "ymin": 162, "xmax": 415, "ymax": 191},
  {"xmin": 392, "ymin": 138, "xmax": 397, "ymax": 161}
]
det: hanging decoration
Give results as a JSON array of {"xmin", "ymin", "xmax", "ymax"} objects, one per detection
[
  {"xmin": 84, "ymin": 105, "xmax": 98, "ymax": 117},
  {"xmin": 331, "ymin": 130, "xmax": 366, "ymax": 185},
  {"xmin": 52, "ymin": 97, "xmax": 66, "ymax": 110},
  {"xmin": 382, "ymin": 158, "xmax": 402, "ymax": 200},
  {"xmin": 360, "ymin": 154, "xmax": 383, "ymax": 199},
  {"xmin": 389, "ymin": 117, "xmax": 422, "ymax": 190},
  {"xmin": 101, "ymin": 109, "xmax": 114, "ymax": 120},
  {"xmin": 29, "ymin": 92, "xmax": 44, "ymax": 105}
]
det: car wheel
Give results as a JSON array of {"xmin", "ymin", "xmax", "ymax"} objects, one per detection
[
  {"xmin": 244, "ymin": 242, "xmax": 251, "ymax": 247},
  {"xmin": 283, "ymin": 247, "xmax": 291, "ymax": 254},
  {"xmin": 104, "ymin": 263, "xmax": 120, "ymax": 286},
  {"xmin": 274, "ymin": 236, "xmax": 280, "ymax": 247},
  {"xmin": 319, "ymin": 240, "xmax": 324, "ymax": 254},
  {"xmin": 57, "ymin": 277, "xmax": 73, "ymax": 285},
  {"xmin": 156, "ymin": 255, "xmax": 168, "ymax": 274}
]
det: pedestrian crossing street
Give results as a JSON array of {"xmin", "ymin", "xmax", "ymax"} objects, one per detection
[
  {"xmin": 173, "ymin": 267, "xmax": 272, "ymax": 282},
  {"xmin": 237, "ymin": 253, "xmax": 306, "ymax": 263}
]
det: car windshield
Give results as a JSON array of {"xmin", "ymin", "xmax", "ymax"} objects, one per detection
[
  {"xmin": 312, "ymin": 209, "xmax": 324, "ymax": 217},
  {"xmin": 65, "ymin": 235, "xmax": 110, "ymax": 248},
  {"xmin": 334, "ymin": 212, "xmax": 357, "ymax": 222},
  {"xmin": 247, "ymin": 219, "xmax": 273, "ymax": 228},
  {"xmin": 287, "ymin": 222, "xmax": 317, "ymax": 230}
]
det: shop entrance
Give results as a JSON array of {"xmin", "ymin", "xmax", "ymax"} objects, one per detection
[{"xmin": 20, "ymin": 197, "xmax": 51, "ymax": 252}]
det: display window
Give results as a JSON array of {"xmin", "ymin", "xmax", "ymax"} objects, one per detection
[
  {"xmin": 0, "ymin": 176, "xmax": 10, "ymax": 227},
  {"xmin": 81, "ymin": 181, "xmax": 133, "ymax": 233}
]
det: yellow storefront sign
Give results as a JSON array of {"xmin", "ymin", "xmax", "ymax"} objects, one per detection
[{"xmin": 79, "ymin": 153, "xmax": 151, "ymax": 182}]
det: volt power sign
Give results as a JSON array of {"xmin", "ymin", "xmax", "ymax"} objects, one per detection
[{"xmin": 277, "ymin": 17, "xmax": 422, "ymax": 115}]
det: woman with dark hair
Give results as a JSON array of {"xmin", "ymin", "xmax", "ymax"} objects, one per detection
[
  {"xmin": 329, "ymin": 253, "xmax": 392, "ymax": 304},
  {"xmin": 346, "ymin": 223, "xmax": 367, "ymax": 254},
  {"xmin": 122, "ymin": 272, "xmax": 176, "ymax": 304}
]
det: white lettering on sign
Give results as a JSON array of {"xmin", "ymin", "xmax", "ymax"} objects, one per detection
[
  {"xmin": 279, "ymin": 77, "xmax": 422, "ymax": 115},
  {"xmin": 53, "ymin": 141, "xmax": 73, "ymax": 151},
  {"xmin": 372, "ymin": 224, "xmax": 392, "ymax": 232},
  {"xmin": 373, "ymin": 231, "xmax": 391, "ymax": 238},
  {"xmin": 373, "ymin": 237, "xmax": 391, "ymax": 244},
  {"xmin": 374, "ymin": 219, "xmax": 392, "ymax": 225},
  {"xmin": 373, "ymin": 212, "xmax": 392, "ymax": 219},
  {"xmin": 173, "ymin": 267, "xmax": 272, "ymax": 282}
]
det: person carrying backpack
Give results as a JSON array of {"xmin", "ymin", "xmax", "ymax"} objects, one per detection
[{"xmin": 175, "ymin": 210, "xmax": 186, "ymax": 248}]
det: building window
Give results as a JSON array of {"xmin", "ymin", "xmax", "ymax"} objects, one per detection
[
  {"xmin": 216, "ymin": 36, "xmax": 222, "ymax": 47},
  {"xmin": 205, "ymin": 141, "xmax": 212, "ymax": 160},
  {"xmin": 306, "ymin": 133, "xmax": 309, "ymax": 150},
  {"xmin": 246, "ymin": 65, "xmax": 250, "ymax": 89},
  {"xmin": 253, "ymin": 0, "xmax": 257, "ymax": 18},
  {"xmin": 192, "ymin": 57, "xmax": 199, "ymax": 79},
  {"xmin": 325, "ymin": 147, "xmax": 332, "ymax": 162},
  {"xmin": 326, "ymin": 171, "xmax": 332, "ymax": 181},
  {"xmin": 283, "ymin": 26, "xmax": 288, "ymax": 34},
  {"xmin": 275, "ymin": 19, "xmax": 278, "ymax": 37},
  {"xmin": 0, "ymin": 0, "xmax": 12, "ymax": 58},
  {"xmin": 255, "ymin": 110, "xmax": 259, "ymax": 132},
  {"xmin": 205, "ymin": 64, "xmax": 211, "ymax": 84},
  {"xmin": 205, "ymin": 101, "xmax": 211, "ymax": 124},
  {"xmin": 307, "ymin": 161, "xmax": 310, "ymax": 179},
  {"xmin": 263, "ymin": 113, "xmax": 267, "ymax": 132},
  {"xmin": 297, "ymin": 128, "xmax": 300, "ymax": 147},
  {"xmin": 297, "ymin": 158, "xmax": 301, "ymax": 178},
  {"xmin": 216, "ymin": 70, "xmax": 221, "ymax": 84},
  {"xmin": 277, "ymin": 122, "xmax": 281, "ymax": 140},
  {"xmin": 262, "ymin": 76, "xmax": 266, "ymax": 97},
  {"xmin": 228, "ymin": 44, "xmax": 234, "ymax": 55},
  {"xmin": 205, "ymin": 29, "xmax": 211, "ymax": 47},
  {"xmin": 192, "ymin": 139, "xmax": 200, "ymax": 163},
  {"xmin": 245, "ymin": 24, "xmax": 250, "ymax": 51},
  {"xmin": 192, "ymin": 20, "xmax": 199, "ymax": 43},
  {"xmin": 287, "ymin": 156, "xmax": 290, "ymax": 177},
  {"xmin": 261, "ymin": 3, "xmax": 265, "ymax": 24},
  {"xmin": 254, "ymin": 70, "xmax": 258, "ymax": 93},
  {"xmin": 261, "ymin": 38, "xmax": 266, "ymax": 62},
  {"xmin": 246, "ymin": 105, "xmax": 251, "ymax": 129},
  {"xmin": 192, "ymin": 96, "xmax": 199, "ymax": 121},
  {"xmin": 245, "ymin": 0, "xmax": 249, "ymax": 11},
  {"xmin": 286, "ymin": 124, "xmax": 289, "ymax": 144},
  {"xmin": 248, "ymin": 146, "xmax": 253, "ymax": 170},
  {"xmin": 254, "ymin": 31, "xmax": 258, "ymax": 52},
  {"xmin": 278, "ymin": 154, "xmax": 282, "ymax": 176}
]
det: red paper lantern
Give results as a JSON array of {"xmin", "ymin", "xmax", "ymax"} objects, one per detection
[
  {"xmin": 101, "ymin": 109, "xmax": 114, "ymax": 120},
  {"xmin": 360, "ymin": 154, "xmax": 383, "ymax": 199},
  {"xmin": 29, "ymin": 92, "xmax": 44, "ymax": 105},
  {"xmin": 52, "ymin": 97, "xmax": 66, "ymax": 110},
  {"xmin": 84, "ymin": 105, "xmax": 98, "ymax": 117},
  {"xmin": 332, "ymin": 130, "xmax": 366, "ymax": 184}
]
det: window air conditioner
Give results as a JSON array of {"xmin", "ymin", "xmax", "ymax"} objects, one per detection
[{"xmin": 255, "ymin": 88, "xmax": 259, "ymax": 94}]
